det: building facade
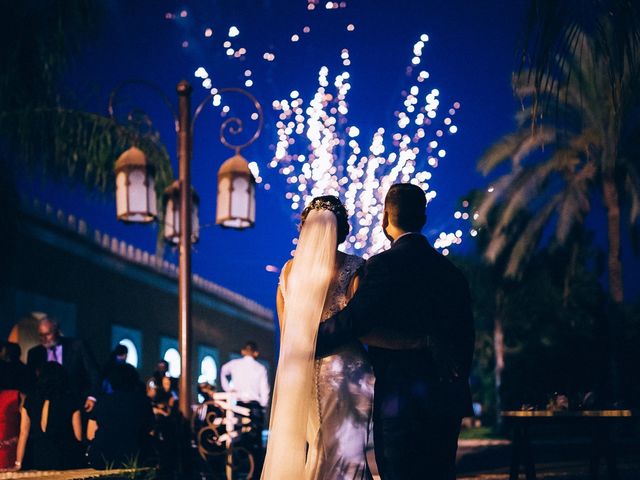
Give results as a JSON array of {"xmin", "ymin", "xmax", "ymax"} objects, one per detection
[{"xmin": 1, "ymin": 198, "xmax": 275, "ymax": 392}]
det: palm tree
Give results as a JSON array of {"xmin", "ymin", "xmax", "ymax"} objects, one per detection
[
  {"xmin": 478, "ymin": 20, "xmax": 640, "ymax": 298},
  {"xmin": 475, "ymin": 8, "xmax": 640, "ymax": 412},
  {"xmin": 512, "ymin": 0, "xmax": 640, "ymax": 304},
  {"xmin": 0, "ymin": 0, "xmax": 173, "ymax": 203}
]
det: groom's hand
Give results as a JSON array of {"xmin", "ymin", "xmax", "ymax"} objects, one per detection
[{"xmin": 429, "ymin": 338, "xmax": 460, "ymax": 383}]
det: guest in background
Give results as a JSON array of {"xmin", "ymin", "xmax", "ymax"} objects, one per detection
[
  {"xmin": 220, "ymin": 341, "xmax": 270, "ymax": 454},
  {"xmin": 144, "ymin": 363, "xmax": 182, "ymax": 475},
  {"xmin": 149, "ymin": 360, "xmax": 169, "ymax": 391},
  {"xmin": 15, "ymin": 362, "xmax": 82, "ymax": 471},
  {"xmin": 102, "ymin": 344, "xmax": 128, "ymax": 394},
  {"xmin": 0, "ymin": 341, "xmax": 28, "ymax": 393},
  {"xmin": 0, "ymin": 341, "xmax": 27, "ymax": 470},
  {"xmin": 87, "ymin": 363, "xmax": 154, "ymax": 469},
  {"xmin": 26, "ymin": 317, "xmax": 100, "ymax": 412},
  {"xmin": 160, "ymin": 376, "xmax": 178, "ymax": 408},
  {"xmin": 221, "ymin": 341, "xmax": 270, "ymax": 409},
  {"xmin": 149, "ymin": 381, "xmax": 181, "ymax": 474}
]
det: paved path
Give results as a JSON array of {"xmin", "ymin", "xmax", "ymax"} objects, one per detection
[
  {"xmin": 0, "ymin": 468, "xmax": 146, "ymax": 479},
  {"xmin": 456, "ymin": 438, "xmax": 640, "ymax": 480}
]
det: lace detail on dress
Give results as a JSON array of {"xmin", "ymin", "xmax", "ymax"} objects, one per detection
[
  {"xmin": 314, "ymin": 254, "xmax": 364, "ymax": 428},
  {"xmin": 321, "ymin": 254, "xmax": 365, "ymax": 321},
  {"xmin": 306, "ymin": 253, "xmax": 373, "ymax": 480}
]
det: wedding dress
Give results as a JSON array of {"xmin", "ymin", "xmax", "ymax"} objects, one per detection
[
  {"xmin": 261, "ymin": 209, "xmax": 374, "ymax": 480},
  {"xmin": 303, "ymin": 253, "xmax": 374, "ymax": 480}
]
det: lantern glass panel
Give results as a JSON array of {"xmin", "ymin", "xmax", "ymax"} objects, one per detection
[
  {"xmin": 128, "ymin": 170, "xmax": 149, "ymax": 216},
  {"xmin": 216, "ymin": 177, "xmax": 231, "ymax": 222},
  {"xmin": 231, "ymin": 176, "xmax": 249, "ymax": 219},
  {"xmin": 192, "ymin": 202, "xmax": 200, "ymax": 242},
  {"xmin": 116, "ymin": 171, "xmax": 127, "ymax": 217},
  {"xmin": 164, "ymin": 198, "xmax": 177, "ymax": 240},
  {"xmin": 248, "ymin": 182, "xmax": 256, "ymax": 222},
  {"xmin": 148, "ymin": 177, "xmax": 157, "ymax": 217},
  {"xmin": 172, "ymin": 203, "xmax": 180, "ymax": 240}
]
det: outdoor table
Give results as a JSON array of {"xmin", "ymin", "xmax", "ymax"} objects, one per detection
[{"xmin": 501, "ymin": 409, "xmax": 634, "ymax": 480}]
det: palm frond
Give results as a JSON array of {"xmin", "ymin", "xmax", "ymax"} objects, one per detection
[
  {"xmin": 484, "ymin": 229, "xmax": 509, "ymax": 265},
  {"xmin": 556, "ymin": 160, "xmax": 596, "ymax": 242},
  {"xmin": 0, "ymin": 107, "xmax": 174, "ymax": 196},
  {"xmin": 504, "ymin": 193, "xmax": 563, "ymax": 278},
  {"xmin": 517, "ymin": 0, "xmax": 640, "ymax": 113},
  {"xmin": 478, "ymin": 132, "xmax": 529, "ymax": 175},
  {"xmin": 0, "ymin": 0, "xmax": 104, "ymax": 112},
  {"xmin": 474, "ymin": 173, "xmax": 518, "ymax": 227},
  {"xmin": 478, "ymin": 127, "xmax": 556, "ymax": 175}
]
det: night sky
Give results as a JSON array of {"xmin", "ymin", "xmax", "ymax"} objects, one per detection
[{"xmin": 17, "ymin": 0, "xmax": 639, "ymax": 309}]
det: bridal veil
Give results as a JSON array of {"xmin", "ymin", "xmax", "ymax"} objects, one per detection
[{"xmin": 261, "ymin": 208, "xmax": 337, "ymax": 479}]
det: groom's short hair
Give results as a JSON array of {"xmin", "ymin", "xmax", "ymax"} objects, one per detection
[{"xmin": 385, "ymin": 183, "xmax": 427, "ymax": 232}]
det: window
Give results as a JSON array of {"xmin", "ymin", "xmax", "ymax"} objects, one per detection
[
  {"xmin": 163, "ymin": 347, "xmax": 181, "ymax": 378},
  {"xmin": 197, "ymin": 345, "xmax": 220, "ymax": 386},
  {"xmin": 111, "ymin": 325, "xmax": 142, "ymax": 369},
  {"xmin": 200, "ymin": 355, "xmax": 218, "ymax": 385},
  {"xmin": 118, "ymin": 338, "xmax": 139, "ymax": 368},
  {"xmin": 159, "ymin": 337, "xmax": 180, "ymax": 377}
]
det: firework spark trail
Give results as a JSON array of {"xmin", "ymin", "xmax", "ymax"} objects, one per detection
[
  {"xmin": 270, "ymin": 35, "xmax": 470, "ymax": 258},
  {"xmin": 174, "ymin": 7, "xmax": 477, "ymax": 258}
]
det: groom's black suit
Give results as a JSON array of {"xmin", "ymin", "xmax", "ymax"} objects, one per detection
[{"xmin": 316, "ymin": 233, "xmax": 475, "ymax": 480}]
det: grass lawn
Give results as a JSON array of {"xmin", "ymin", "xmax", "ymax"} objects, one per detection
[{"xmin": 459, "ymin": 426, "xmax": 505, "ymax": 440}]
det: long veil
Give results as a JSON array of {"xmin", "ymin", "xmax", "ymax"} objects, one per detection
[{"xmin": 261, "ymin": 209, "xmax": 337, "ymax": 479}]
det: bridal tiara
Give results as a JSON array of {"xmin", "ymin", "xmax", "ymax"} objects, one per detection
[
  {"xmin": 308, "ymin": 197, "xmax": 343, "ymax": 215},
  {"xmin": 301, "ymin": 196, "xmax": 350, "ymax": 242}
]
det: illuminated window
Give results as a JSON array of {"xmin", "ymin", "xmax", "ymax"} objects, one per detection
[
  {"xmin": 163, "ymin": 348, "xmax": 181, "ymax": 378},
  {"xmin": 200, "ymin": 355, "xmax": 217, "ymax": 384},
  {"xmin": 111, "ymin": 325, "xmax": 142, "ymax": 369},
  {"xmin": 118, "ymin": 338, "xmax": 139, "ymax": 368}
]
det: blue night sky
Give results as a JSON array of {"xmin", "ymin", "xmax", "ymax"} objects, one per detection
[{"xmin": 17, "ymin": 0, "xmax": 640, "ymax": 309}]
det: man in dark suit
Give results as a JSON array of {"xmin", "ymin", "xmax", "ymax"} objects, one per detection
[
  {"xmin": 316, "ymin": 183, "xmax": 475, "ymax": 479},
  {"xmin": 27, "ymin": 317, "xmax": 101, "ymax": 412}
]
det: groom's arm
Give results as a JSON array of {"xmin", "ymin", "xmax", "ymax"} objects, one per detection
[{"xmin": 316, "ymin": 256, "xmax": 391, "ymax": 357}]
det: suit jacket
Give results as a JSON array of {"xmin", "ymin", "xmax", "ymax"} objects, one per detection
[
  {"xmin": 316, "ymin": 233, "xmax": 475, "ymax": 417},
  {"xmin": 27, "ymin": 337, "xmax": 101, "ymax": 400}
]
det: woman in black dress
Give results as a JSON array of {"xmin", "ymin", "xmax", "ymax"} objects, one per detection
[
  {"xmin": 87, "ymin": 363, "xmax": 154, "ymax": 469},
  {"xmin": 15, "ymin": 361, "xmax": 83, "ymax": 470}
]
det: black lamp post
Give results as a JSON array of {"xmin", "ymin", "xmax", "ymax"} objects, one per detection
[{"xmin": 109, "ymin": 80, "xmax": 263, "ymax": 418}]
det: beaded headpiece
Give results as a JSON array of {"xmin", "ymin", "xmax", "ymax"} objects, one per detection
[
  {"xmin": 307, "ymin": 197, "xmax": 343, "ymax": 215},
  {"xmin": 300, "ymin": 195, "xmax": 350, "ymax": 243}
]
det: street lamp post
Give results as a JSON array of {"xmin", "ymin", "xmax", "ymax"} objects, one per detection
[
  {"xmin": 110, "ymin": 80, "xmax": 263, "ymax": 418},
  {"xmin": 176, "ymin": 80, "xmax": 193, "ymax": 419}
]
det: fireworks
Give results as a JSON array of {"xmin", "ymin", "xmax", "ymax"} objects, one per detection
[
  {"xmin": 270, "ymin": 36, "xmax": 464, "ymax": 258},
  {"xmin": 173, "ymin": 6, "xmax": 476, "ymax": 258}
]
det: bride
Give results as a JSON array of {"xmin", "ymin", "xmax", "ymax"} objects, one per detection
[{"xmin": 261, "ymin": 195, "xmax": 374, "ymax": 480}]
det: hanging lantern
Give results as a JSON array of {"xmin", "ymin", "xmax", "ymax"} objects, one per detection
[
  {"xmin": 163, "ymin": 180, "xmax": 200, "ymax": 245},
  {"xmin": 216, "ymin": 153, "xmax": 255, "ymax": 229},
  {"xmin": 114, "ymin": 146, "xmax": 157, "ymax": 223}
]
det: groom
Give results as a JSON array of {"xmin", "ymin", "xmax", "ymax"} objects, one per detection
[{"xmin": 316, "ymin": 183, "xmax": 475, "ymax": 479}]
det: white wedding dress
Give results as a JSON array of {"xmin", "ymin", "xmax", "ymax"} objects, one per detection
[
  {"xmin": 284, "ymin": 254, "xmax": 374, "ymax": 479},
  {"xmin": 261, "ymin": 209, "xmax": 374, "ymax": 480}
]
